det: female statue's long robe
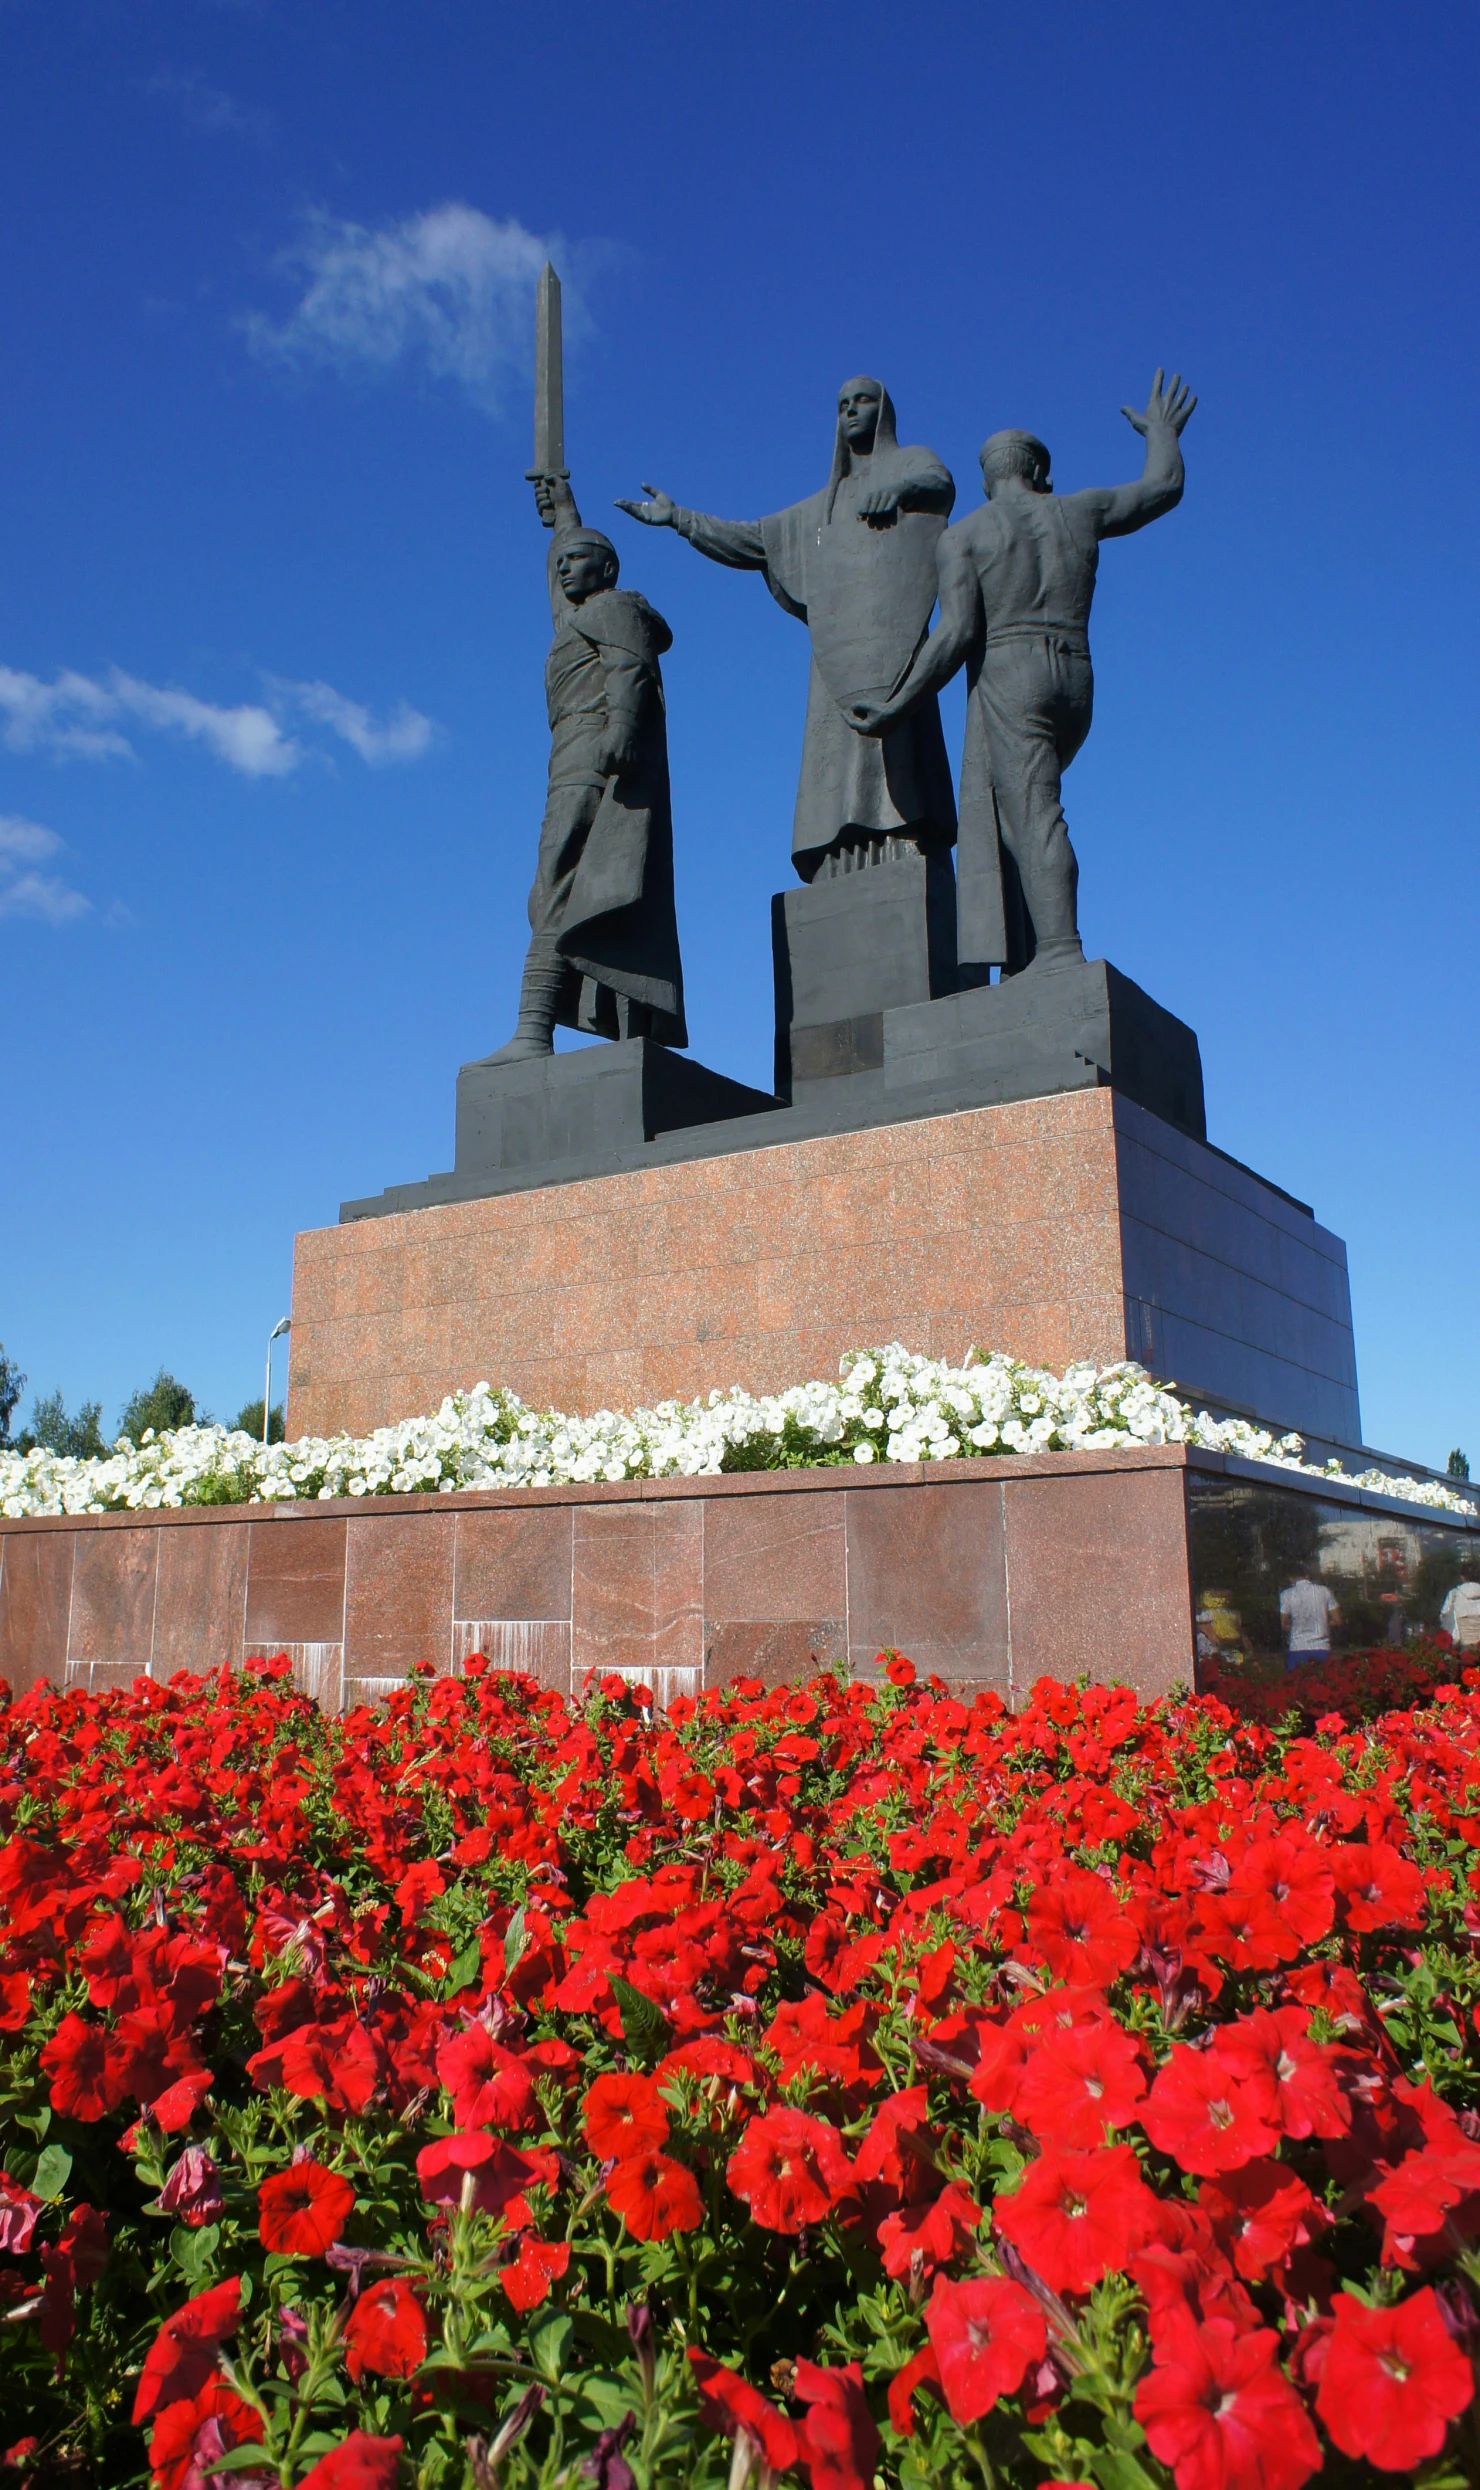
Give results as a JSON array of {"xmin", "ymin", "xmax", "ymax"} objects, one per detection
[{"xmin": 669, "ymin": 383, "xmax": 958, "ymax": 879}]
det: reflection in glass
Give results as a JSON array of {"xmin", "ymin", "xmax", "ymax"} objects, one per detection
[{"xmin": 1188, "ymin": 1473, "xmax": 1480, "ymax": 1684}]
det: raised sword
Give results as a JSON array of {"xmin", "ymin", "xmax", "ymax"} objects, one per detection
[{"xmin": 527, "ymin": 260, "xmax": 567, "ymax": 519}]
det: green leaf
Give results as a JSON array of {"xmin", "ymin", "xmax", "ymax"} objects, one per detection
[
  {"xmin": 444, "ymin": 1936, "xmax": 483, "ymax": 1995},
  {"xmin": 531, "ymin": 2310, "xmax": 574, "ymax": 2381},
  {"xmin": 580, "ymin": 2377, "xmax": 638, "ymax": 2428},
  {"xmin": 609, "ymin": 1973, "xmax": 667, "ymax": 2058},
  {"xmin": 170, "ymin": 2221, "xmax": 220, "ymax": 2280},
  {"xmin": 208, "ymin": 2449, "xmax": 276, "ymax": 2476},
  {"xmin": 503, "ymin": 1904, "xmax": 529, "ymax": 1978},
  {"xmin": 31, "ymin": 2143, "xmax": 72, "ymax": 2201}
]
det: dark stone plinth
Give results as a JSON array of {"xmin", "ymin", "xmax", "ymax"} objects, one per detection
[
  {"xmin": 883, "ymin": 957, "xmax": 1206, "ymax": 1142},
  {"xmin": 341, "ymin": 959, "xmax": 1206, "ymax": 1216},
  {"xmin": 344, "ymin": 1041, "xmax": 776, "ymax": 1219},
  {"xmin": 771, "ymin": 847, "xmax": 956, "ymax": 1098}
]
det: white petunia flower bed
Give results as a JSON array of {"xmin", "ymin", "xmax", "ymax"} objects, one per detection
[{"xmin": 1, "ymin": 1346, "xmax": 1474, "ymax": 1521}]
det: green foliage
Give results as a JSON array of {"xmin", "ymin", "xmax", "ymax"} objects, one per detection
[
  {"xmin": 1449, "ymin": 1448, "xmax": 1471, "ymax": 1481},
  {"xmin": 0, "ymin": 1342, "xmax": 25, "ymax": 1447},
  {"xmin": 233, "ymin": 1398, "xmax": 286, "ymax": 1443},
  {"xmin": 118, "ymin": 1367, "xmax": 199, "ymax": 1443},
  {"xmin": 24, "ymin": 1386, "xmax": 107, "ymax": 1458}
]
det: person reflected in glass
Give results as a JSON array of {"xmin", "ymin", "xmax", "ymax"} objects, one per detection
[
  {"xmin": 1280, "ymin": 1565, "xmax": 1340, "ymax": 1671},
  {"xmin": 1440, "ymin": 1563, "xmax": 1480, "ymax": 1652}
]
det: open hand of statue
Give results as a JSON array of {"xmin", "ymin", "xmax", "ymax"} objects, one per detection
[
  {"xmin": 614, "ymin": 483, "xmax": 677, "ymax": 528},
  {"xmin": 846, "ymin": 696, "xmax": 895, "ymax": 738},
  {"xmin": 1122, "ymin": 369, "xmax": 1197, "ymax": 436}
]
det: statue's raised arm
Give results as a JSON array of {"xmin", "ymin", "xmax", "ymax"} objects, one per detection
[{"xmin": 1078, "ymin": 368, "xmax": 1197, "ymax": 540}]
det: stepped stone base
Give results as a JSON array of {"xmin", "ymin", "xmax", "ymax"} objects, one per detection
[{"xmin": 295, "ymin": 1085, "xmax": 1360, "ymax": 1448}]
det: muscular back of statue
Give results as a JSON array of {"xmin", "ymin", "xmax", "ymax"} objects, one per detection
[{"xmin": 847, "ymin": 374, "xmax": 1196, "ymax": 976}]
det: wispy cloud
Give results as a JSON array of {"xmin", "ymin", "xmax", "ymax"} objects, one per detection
[
  {"xmin": 146, "ymin": 66, "xmax": 272, "ymax": 144},
  {"xmin": 0, "ymin": 817, "xmax": 91, "ymax": 925},
  {"xmin": 0, "ymin": 664, "xmax": 437, "ymax": 777},
  {"xmin": 241, "ymin": 205, "xmax": 576, "ymax": 415},
  {"xmin": 269, "ymin": 679, "xmax": 437, "ymax": 765}
]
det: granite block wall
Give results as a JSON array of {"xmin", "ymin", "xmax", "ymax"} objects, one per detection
[
  {"xmin": 0, "ymin": 1447, "xmax": 1199, "ymax": 1712},
  {"xmin": 288, "ymin": 1087, "xmax": 1358, "ymax": 1449}
]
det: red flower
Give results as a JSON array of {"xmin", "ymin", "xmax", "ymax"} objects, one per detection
[
  {"xmin": 924, "ymin": 2273, "xmax": 1047, "ymax": 2423},
  {"xmin": 605, "ymin": 2149, "xmax": 703, "ymax": 2241},
  {"xmin": 884, "ymin": 1654, "xmax": 917, "ymax": 1686},
  {"xmin": 500, "ymin": 2236, "xmax": 570, "ymax": 2312},
  {"xmin": 1015, "ymin": 2020, "xmax": 1147, "ymax": 2147},
  {"xmin": 1141, "ymin": 2044, "xmax": 1281, "ymax": 2176},
  {"xmin": 688, "ymin": 2348, "xmax": 799, "ymax": 2472},
  {"xmin": 1331, "ymin": 1841, "xmax": 1426, "ymax": 1932},
  {"xmin": 132, "ymin": 2276, "xmax": 242, "ymax": 2423},
  {"xmin": 854, "ymin": 2085, "xmax": 934, "ymax": 2196},
  {"xmin": 259, "ymin": 2158, "xmax": 355, "ymax": 2255},
  {"xmin": 1135, "ymin": 2307, "xmax": 1321, "ymax": 2490},
  {"xmin": 436, "ymin": 2024, "xmax": 536, "ymax": 2132},
  {"xmin": 1210, "ymin": 2009, "xmax": 1349, "ymax": 2142},
  {"xmin": 344, "ymin": 2277, "xmax": 427, "ymax": 2382},
  {"xmin": 39, "ymin": 2014, "xmax": 128, "ymax": 2122},
  {"xmin": 1198, "ymin": 2161, "xmax": 1321, "ymax": 2283},
  {"xmin": 886, "ymin": 2344, "xmax": 942, "ymax": 2437},
  {"xmin": 1026, "ymin": 1867, "xmax": 1139, "ymax": 1987},
  {"xmin": 726, "ymin": 2107, "xmax": 855, "ymax": 2233},
  {"xmin": 148, "ymin": 2377, "xmax": 262, "ymax": 2490},
  {"xmin": 1225, "ymin": 1836, "xmax": 1335, "ymax": 1951},
  {"xmin": 583, "ymin": 2071, "xmax": 670, "ymax": 2159},
  {"xmin": 877, "ymin": 2180, "xmax": 981, "ymax": 2279},
  {"xmin": 994, "ymin": 2143, "xmax": 1158, "ymax": 2296},
  {"xmin": 792, "ymin": 2359, "xmax": 881, "ymax": 2490},
  {"xmin": 415, "ymin": 2130, "xmax": 549, "ymax": 2222},
  {"xmin": 1316, "ymin": 2286, "xmax": 1474, "ymax": 2472},
  {"xmin": 295, "ymin": 2433, "xmax": 405, "ymax": 2490},
  {"xmin": 1369, "ymin": 2146, "xmax": 1480, "ymax": 2266}
]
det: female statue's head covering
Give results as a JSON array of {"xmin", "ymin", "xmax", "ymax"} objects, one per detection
[{"xmin": 826, "ymin": 376, "xmax": 901, "ymax": 521}]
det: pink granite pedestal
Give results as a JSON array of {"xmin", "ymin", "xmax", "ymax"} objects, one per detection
[{"xmin": 290, "ymin": 1087, "xmax": 1360, "ymax": 1448}]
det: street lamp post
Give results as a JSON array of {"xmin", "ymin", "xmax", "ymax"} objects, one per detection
[{"xmin": 264, "ymin": 1317, "xmax": 291, "ymax": 1447}]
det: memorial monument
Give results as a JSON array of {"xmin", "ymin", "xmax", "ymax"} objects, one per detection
[{"xmin": 288, "ymin": 279, "xmax": 1361, "ymax": 1456}]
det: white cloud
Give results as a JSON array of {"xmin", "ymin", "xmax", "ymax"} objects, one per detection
[
  {"xmin": 0, "ymin": 817, "xmax": 91, "ymax": 924},
  {"xmin": 241, "ymin": 205, "xmax": 569, "ymax": 414},
  {"xmin": 146, "ymin": 66, "xmax": 272, "ymax": 143},
  {"xmin": 0, "ymin": 664, "xmax": 436, "ymax": 777},
  {"xmin": 269, "ymin": 678, "xmax": 437, "ymax": 765}
]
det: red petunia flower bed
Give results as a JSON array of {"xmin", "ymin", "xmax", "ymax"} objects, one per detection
[{"xmin": 2, "ymin": 1648, "xmax": 1480, "ymax": 2489}]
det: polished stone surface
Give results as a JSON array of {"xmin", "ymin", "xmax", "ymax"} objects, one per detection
[{"xmin": 6, "ymin": 1448, "xmax": 1473, "ymax": 1714}]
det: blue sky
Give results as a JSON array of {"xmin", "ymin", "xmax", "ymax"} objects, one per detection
[{"xmin": 2, "ymin": 0, "xmax": 1476, "ymax": 1465}]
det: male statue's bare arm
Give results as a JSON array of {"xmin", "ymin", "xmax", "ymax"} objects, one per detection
[
  {"xmin": 1078, "ymin": 369, "xmax": 1196, "ymax": 540},
  {"xmin": 846, "ymin": 528, "xmax": 983, "ymax": 736}
]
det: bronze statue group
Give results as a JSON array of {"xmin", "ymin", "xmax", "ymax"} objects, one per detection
[{"xmin": 485, "ymin": 369, "xmax": 1195, "ymax": 1069}]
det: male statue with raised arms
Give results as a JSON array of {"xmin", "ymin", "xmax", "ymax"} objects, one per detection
[{"xmin": 850, "ymin": 371, "xmax": 1195, "ymax": 976}]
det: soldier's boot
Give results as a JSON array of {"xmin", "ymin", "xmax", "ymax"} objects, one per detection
[{"xmin": 478, "ymin": 935, "xmax": 565, "ymax": 1066}]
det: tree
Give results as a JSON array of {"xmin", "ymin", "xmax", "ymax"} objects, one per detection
[
  {"xmin": 0, "ymin": 1345, "xmax": 25, "ymax": 1449},
  {"xmin": 1449, "ymin": 1449, "xmax": 1472, "ymax": 1481},
  {"xmin": 117, "ymin": 1370, "xmax": 199, "ymax": 1444},
  {"xmin": 25, "ymin": 1390, "xmax": 107, "ymax": 1460},
  {"xmin": 233, "ymin": 1399, "xmax": 285, "ymax": 1445}
]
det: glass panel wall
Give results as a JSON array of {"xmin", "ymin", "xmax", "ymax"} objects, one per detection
[{"xmin": 1187, "ymin": 1470, "xmax": 1480, "ymax": 1683}]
